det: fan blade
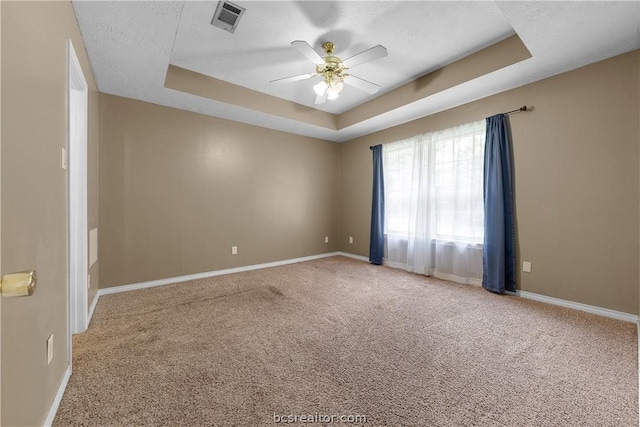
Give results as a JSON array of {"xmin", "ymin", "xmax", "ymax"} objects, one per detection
[
  {"xmin": 344, "ymin": 75, "xmax": 380, "ymax": 94},
  {"xmin": 315, "ymin": 90, "xmax": 328, "ymax": 105},
  {"xmin": 270, "ymin": 73, "xmax": 316, "ymax": 84},
  {"xmin": 291, "ymin": 40, "xmax": 324, "ymax": 64},
  {"xmin": 343, "ymin": 45, "xmax": 388, "ymax": 68}
]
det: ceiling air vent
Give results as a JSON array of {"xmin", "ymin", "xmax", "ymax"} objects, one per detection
[{"xmin": 211, "ymin": 1, "xmax": 245, "ymax": 34}]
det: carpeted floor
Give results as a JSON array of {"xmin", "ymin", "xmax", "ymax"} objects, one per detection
[{"xmin": 54, "ymin": 256, "xmax": 638, "ymax": 426}]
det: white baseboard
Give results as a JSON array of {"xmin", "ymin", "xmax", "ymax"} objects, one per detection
[
  {"xmin": 379, "ymin": 256, "xmax": 636, "ymax": 323},
  {"xmin": 337, "ymin": 252, "xmax": 369, "ymax": 262},
  {"xmin": 43, "ymin": 364, "xmax": 71, "ymax": 427},
  {"xmin": 506, "ymin": 289, "xmax": 638, "ymax": 323},
  {"xmin": 87, "ymin": 293, "xmax": 99, "ymax": 327},
  {"xmin": 93, "ymin": 251, "xmax": 638, "ymax": 324},
  {"xmin": 98, "ymin": 252, "xmax": 343, "ymax": 296}
]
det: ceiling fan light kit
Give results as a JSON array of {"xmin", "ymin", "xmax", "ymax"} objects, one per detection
[
  {"xmin": 270, "ymin": 40, "xmax": 388, "ymax": 105},
  {"xmin": 313, "ymin": 42, "xmax": 347, "ymax": 102}
]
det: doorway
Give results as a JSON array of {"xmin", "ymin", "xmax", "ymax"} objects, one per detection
[{"xmin": 67, "ymin": 39, "xmax": 88, "ymax": 343}]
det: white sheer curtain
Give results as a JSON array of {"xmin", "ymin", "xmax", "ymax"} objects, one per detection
[{"xmin": 383, "ymin": 120, "xmax": 485, "ymax": 285}]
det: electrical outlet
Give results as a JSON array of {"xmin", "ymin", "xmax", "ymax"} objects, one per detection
[
  {"xmin": 231, "ymin": 246, "xmax": 238, "ymax": 255},
  {"xmin": 47, "ymin": 335, "xmax": 54, "ymax": 365},
  {"xmin": 349, "ymin": 237, "xmax": 353, "ymax": 244},
  {"xmin": 61, "ymin": 148, "xmax": 67, "ymax": 170},
  {"xmin": 523, "ymin": 261, "xmax": 532, "ymax": 273},
  {"xmin": 324, "ymin": 236, "xmax": 329, "ymax": 243}
]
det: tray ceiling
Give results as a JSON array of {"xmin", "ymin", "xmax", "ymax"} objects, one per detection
[{"xmin": 73, "ymin": 1, "xmax": 640, "ymax": 142}]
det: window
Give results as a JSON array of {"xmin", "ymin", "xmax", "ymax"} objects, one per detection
[{"xmin": 383, "ymin": 120, "xmax": 485, "ymax": 244}]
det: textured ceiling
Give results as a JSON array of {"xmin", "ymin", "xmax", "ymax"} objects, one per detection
[
  {"xmin": 171, "ymin": 1, "xmax": 513, "ymax": 114},
  {"xmin": 73, "ymin": 1, "xmax": 640, "ymax": 142}
]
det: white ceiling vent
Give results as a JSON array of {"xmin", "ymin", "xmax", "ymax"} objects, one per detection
[{"xmin": 211, "ymin": 1, "xmax": 245, "ymax": 34}]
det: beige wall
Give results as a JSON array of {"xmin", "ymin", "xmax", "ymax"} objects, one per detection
[
  {"xmin": 103, "ymin": 51, "xmax": 640, "ymax": 315},
  {"xmin": 99, "ymin": 94, "xmax": 340, "ymax": 288},
  {"xmin": 1, "ymin": 1, "xmax": 99, "ymax": 426},
  {"xmin": 340, "ymin": 51, "xmax": 640, "ymax": 315}
]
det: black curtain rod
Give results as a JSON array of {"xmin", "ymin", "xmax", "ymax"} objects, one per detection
[
  {"xmin": 370, "ymin": 106, "xmax": 529, "ymax": 149},
  {"xmin": 504, "ymin": 105, "xmax": 528, "ymax": 115}
]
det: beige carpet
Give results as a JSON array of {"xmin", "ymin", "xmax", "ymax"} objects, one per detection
[{"xmin": 54, "ymin": 256, "xmax": 637, "ymax": 426}]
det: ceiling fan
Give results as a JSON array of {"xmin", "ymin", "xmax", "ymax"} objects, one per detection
[{"xmin": 270, "ymin": 40, "xmax": 388, "ymax": 105}]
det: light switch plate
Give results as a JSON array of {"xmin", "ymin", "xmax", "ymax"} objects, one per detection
[
  {"xmin": 61, "ymin": 148, "xmax": 67, "ymax": 170},
  {"xmin": 231, "ymin": 246, "xmax": 238, "ymax": 255},
  {"xmin": 523, "ymin": 261, "xmax": 532, "ymax": 273}
]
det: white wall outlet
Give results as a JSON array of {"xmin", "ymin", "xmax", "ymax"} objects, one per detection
[
  {"xmin": 523, "ymin": 261, "xmax": 532, "ymax": 273},
  {"xmin": 231, "ymin": 246, "xmax": 238, "ymax": 255},
  {"xmin": 46, "ymin": 335, "xmax": 54, "ymax": 365},
  {"xmin": 61, "ymin": 148, "xmax": 67, "ymax": 170},
  {"xmin": 349, "ymin": 237, "xmax": 354, "ymax": 244},
  {"xmin": 324, "ymin": 236, "xmax": 329, "ymax": 243}
]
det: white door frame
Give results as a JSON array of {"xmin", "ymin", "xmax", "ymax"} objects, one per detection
[{"xmin": 67, "ymin": 39, "xmax": 88, "ymax": 342}]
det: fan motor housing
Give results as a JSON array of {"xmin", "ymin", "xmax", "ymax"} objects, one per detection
[{"xmin": 317, "ymin": 56, "xmax": 346, "ymax": 75}]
